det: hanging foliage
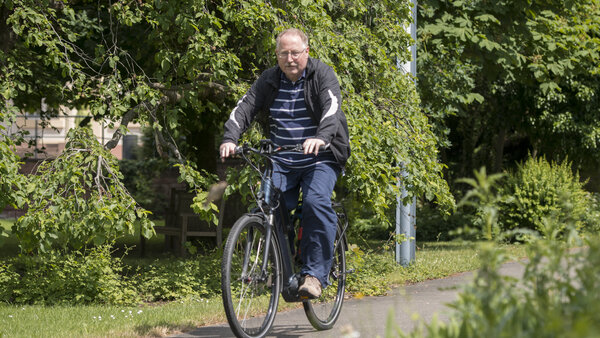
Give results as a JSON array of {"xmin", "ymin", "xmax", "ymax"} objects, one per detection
[{"xmin": 1, "ymin": 0, "xmax": 454, "ymax": 236}]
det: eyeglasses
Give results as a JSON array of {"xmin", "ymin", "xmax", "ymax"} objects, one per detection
[{"xmin": 276, "ymin": 49, "xmax": 306, "ymax": 59}]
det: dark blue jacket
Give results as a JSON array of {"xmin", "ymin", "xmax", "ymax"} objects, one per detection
[{"xmin": 222, "ymin": 58, "xmax": 351, "ymax": 167}]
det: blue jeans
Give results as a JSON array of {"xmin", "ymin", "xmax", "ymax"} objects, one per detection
[{"xmin": 272, "ymin": 162, "xmax": 340, "ymax": 287}]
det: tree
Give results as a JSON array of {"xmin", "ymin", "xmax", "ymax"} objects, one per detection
[
  {"xmin": 418, "ymin": 0, "xmax": 600, "ymax": 183},
  {"xmin": 1, "ymin": 0, "xmax": 454, "ymax": 251}
]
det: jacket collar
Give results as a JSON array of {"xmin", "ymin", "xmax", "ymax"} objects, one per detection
[{"xmin": 268, "ymin": 57, "xmax": 316, "ymax": 87}]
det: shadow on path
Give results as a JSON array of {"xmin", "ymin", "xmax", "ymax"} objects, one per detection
[{"xmin": 177, "ymin": 322, "xmax": 316, "ymax": 337}]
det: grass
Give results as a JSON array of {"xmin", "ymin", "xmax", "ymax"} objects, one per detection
[
  {"xmin": 388, "ymin": 241, "xmax": 528, "ymax": 285},
  {"xmin": 0, "ymin": 239, "xmax": 527, "ymax": 337},
  {"xmin": 0, "ymin": 299, "xmax": 221, "ymax": 337},
  {"xmin": 0, "ymin": 296, "xmax": 307, "ymax": 337}
]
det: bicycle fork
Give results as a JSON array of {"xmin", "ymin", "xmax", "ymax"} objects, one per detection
[
  {"xmin": 239, "ymin": 213, "xmax": 273, "ymax": 284},
  {"xmin": 259, "ymin": 213, "xmax": 275, "ymax": 281},
  {"xmin": 260, "ymin": 210, "xmax": 303, "ymax": 302}
]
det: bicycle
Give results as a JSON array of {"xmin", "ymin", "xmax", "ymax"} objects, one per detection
[{"xmin": 221, "ymin": 139, "xmax": 350, "ymax": 338}]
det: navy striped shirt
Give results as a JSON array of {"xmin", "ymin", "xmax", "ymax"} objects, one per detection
[{"xmin": 270, "ymin": 73, "xmax": 336, "ymax": 169}]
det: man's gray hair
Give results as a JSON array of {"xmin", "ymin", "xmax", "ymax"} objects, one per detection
[{"xmin": 276, "ymin": 28, "xmax": 309, "ymax": 50}]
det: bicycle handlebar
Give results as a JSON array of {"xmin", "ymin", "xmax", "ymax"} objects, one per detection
[{"xmin": 234, "ymin": 140, "xmax": 327, "ymax": 156}]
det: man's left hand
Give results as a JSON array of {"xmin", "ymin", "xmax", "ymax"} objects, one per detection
[{"xmin": 303, "ymin": 138, "xmax": 326, "ymax": 155}]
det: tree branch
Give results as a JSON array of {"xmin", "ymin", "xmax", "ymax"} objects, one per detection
[
  {"xmin": 103, "ymin": 101, "xmax": 147, "ymax": 150},
  {"xmin": 148, "ymin": 74, "xmax": 229, "ymax": 102},
  {"xmin": 103, "ymin": 73, "xmax": 228, "ymax": 153},
  {"xmin": 147, "ymin": 109, "xmax": 185, "ymax": 164}
]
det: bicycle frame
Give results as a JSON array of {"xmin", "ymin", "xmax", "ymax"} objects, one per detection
[{"xmin": 248, "ymin": 141, "xmax": 304, "ymax": 302}]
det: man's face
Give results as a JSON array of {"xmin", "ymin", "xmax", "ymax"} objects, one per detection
[{"xmin": 276, "ymin": 33, "xmax": 308, "ymax": 82}]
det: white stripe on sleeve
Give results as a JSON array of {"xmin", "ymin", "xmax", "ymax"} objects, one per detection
[
  {"xmin": 320, "ymin": 89, "xmax": 338, "ymax": 122},
  {"xmin": 228, "ymin": 95, "xmax": 246, "ymax": 129}
]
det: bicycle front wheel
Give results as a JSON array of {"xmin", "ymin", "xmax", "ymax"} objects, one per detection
[
  {"xmin": 302, "ymin": 223, "xmax": 346, "ymax": 330},
  {"xmin": 221, "ymin": 214, "xmax": 282, "ymax": 338}
]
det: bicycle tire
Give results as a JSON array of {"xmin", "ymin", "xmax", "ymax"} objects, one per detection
[
  {"xmin": 302, "ymin": 219, "xmax": 346, "ymax": 330},
  {"xmin": 221, "ymin": 214, "xmax": 282, "ymax": 338}
]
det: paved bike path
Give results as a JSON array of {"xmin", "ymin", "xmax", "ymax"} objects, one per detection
[{"xmin": 176, "ymin": 261, "xmax": 525, "ymax": 337}]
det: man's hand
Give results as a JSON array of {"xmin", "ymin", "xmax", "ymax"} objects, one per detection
[
  {"xmin": 303, "ymin": 138, "xmax": 326, "ymax": 156},
  {"xmin": 220, "ymin": 142, "xmax": 237, "ymax": 161}
]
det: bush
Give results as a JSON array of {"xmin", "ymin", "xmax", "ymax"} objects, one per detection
[
  {"xmin": 498, "ymin": 156, "xmax": 593, "ymax": 237},
  {"xmin": 347, "ymin": 218, "xmax": 390, "ymax": 240},
  {"xmin": 0, "ymin": 245, "xmax": 139, "ymax": 305},
  {"xmin": 0, "ymin": 263, "xmax": 19, "ymax": 302},
  {"xmin": 416, "ymin": 203, "xmax": 469, "ymax": 241},
  {"xmin": 455, "ymin": 167, "xmax": 505, "ymax": 241},
  {"xmin": 0, "ymin": 245, "xmax": 226, "ymax": 305},
  {"xmin": 129, "ymin": 252, "xmax": 222, "ymax": 302},
  {"xmin": 584, "ymin": 193, "xmax": 600, "ymax": 234},
  {"xmin": 345, "ymin": 245, "xmax": 396, "ymax": 296},
  {"xmin": 397, "ymin": 234, "xmax": 600, "ymax": 337}
]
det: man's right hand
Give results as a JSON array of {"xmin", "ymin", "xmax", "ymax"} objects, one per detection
[{"xmin": 220, "ymin": 142, "xmax": 237, "ymax": 161}]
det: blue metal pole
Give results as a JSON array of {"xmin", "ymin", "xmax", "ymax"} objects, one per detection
[
  {"xmin": 396, "ymin": 0, "xmax": 417, "ymax": 266},
  {"xmin": 411, "ymin": 195, "xmax": 417, "ymax": 261},
  {"xmin": 397, "ymin": 166, "xmax": 413, "ymax": 266}
]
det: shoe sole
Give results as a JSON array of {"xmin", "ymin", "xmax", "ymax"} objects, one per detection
[{"xmin": 298, "ymin": 288, "xmax": 321, "ymax": 299}]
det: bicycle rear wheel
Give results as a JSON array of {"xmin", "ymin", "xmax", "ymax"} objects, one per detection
[
  {"xmin": 221, "ymin": 214, "xmax": 281, "ymax": 338},
  {"xmin": 302, "ymin": 222, "xmax": 346, "ymax": 330}
]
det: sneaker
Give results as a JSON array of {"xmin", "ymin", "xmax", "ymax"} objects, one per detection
[{"xmin": 298, "ymin": 275, "xmax": 322, "ymax": 299}]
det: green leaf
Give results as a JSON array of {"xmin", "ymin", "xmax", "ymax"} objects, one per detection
[{"xmin": 161, "ymin": 59, "xmax": 170, "ymax": 72}]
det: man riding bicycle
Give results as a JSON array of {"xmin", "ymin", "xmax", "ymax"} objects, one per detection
[{"xmin": 220, "ymin": 28, "xmax": 350, "ymax": 299}]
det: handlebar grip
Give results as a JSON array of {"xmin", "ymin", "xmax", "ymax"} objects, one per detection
[
  {"xmin": 302, "ymin": 145, "xmax": 328, "ymax": 152},
  {"xmin": 282, "ymin": 144, "xmax": 328, "ymax": 152}
]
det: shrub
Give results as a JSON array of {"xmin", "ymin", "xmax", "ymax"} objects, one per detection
[
  {"xmin": 0, "ymin": 245, "xmax": 139, "ymax": 305},
  {"xmin": 0, "ymin": 246, "xmax": 226, "ymax": 305},
  {"xmin": 397, "ymin": 233, "xmax": 600, "ymax": 337},
  {"xmin": 498, "ymin": 156, "xmax": 592, "ymax": 237},
  {"xmin": 347, "ymin": 218, "xmax": 390, "ymax": 240},
  {"xmin": 455, "ymin": 167, "xmax": 505, "ymax": 241},
  {"xmin": 584, "ymin": 193, "xmax": 600, "ymax": 234},
  {"xmin": 0, "ymin": 262, "xmax": 19, "ymax": 302},
  {"xmin": 129, "ymin": 251, "xmax": 222, "ymax": 302},
  {"xmin": 414, "ymin": 204, "xmax": 458, "ymax": 242},
  {"xmin": 345, "ymin": 245, "xmax": 396, "ymax": 296}
]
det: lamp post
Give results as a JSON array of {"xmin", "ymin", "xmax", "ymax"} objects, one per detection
[{"xmin": 396, "ymin": 0, "xmax": 417, "ymax": 266}]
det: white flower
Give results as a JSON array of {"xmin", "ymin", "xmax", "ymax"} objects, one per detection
[
  {"xmin": 8, "ymin": 315, "xmax": 13, "ymax": 318},
  {"xmin": 137, "ymin": 310, "xmax": 143, "ymax": 314}
]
